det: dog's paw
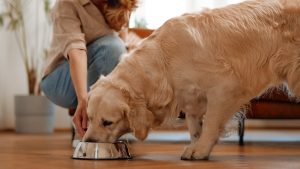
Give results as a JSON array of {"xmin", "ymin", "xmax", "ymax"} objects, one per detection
[
  {"xmin": 181, "ymin": 145, "xmax": 195, "ymax": 160},
  {"xmin": 181, "ymin": 145, "xmax": 210, "ymax": 160}
]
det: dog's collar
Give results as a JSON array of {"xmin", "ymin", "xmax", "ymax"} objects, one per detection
[{"xmin": 78, "ymin": 0, "xmax": 90, "ymax": 6}]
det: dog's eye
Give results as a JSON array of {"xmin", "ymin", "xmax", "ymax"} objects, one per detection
[{"xmin": 102, "ymin": 119, "xmax": 113, "ymax": 127}]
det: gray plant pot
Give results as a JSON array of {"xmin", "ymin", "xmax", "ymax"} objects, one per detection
[{"xmin": 14, "ymin": 95, "xmax": 55, "ymax": 134}]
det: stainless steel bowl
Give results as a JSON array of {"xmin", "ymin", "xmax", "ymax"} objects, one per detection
[{"xmin": 72, "ymin": 141, "xmax": 132, "ymax": 160}]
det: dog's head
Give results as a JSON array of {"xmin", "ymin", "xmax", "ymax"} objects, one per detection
[
  {"xmin": 102, "ymin": 0, "xmax": 138, "ymax": 31},
  {"xmin": 83, "ymin": 77, "xmax": 154, "ymax": 143}
]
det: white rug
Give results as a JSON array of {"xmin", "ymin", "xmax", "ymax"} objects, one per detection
[{"xmin": 121, "ymin": 130, "xmax": 300, "ymax": 143}]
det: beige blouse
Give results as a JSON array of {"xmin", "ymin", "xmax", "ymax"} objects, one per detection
[{"xmin": 43, "ymin": 0, "xmax": 114, "ymax": 77}]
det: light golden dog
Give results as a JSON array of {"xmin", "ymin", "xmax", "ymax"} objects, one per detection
[{"xmin": 83, "ymin": 0, "xmax": 300, "ymax": 160}]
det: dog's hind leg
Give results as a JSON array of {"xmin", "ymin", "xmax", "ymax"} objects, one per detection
[
  {"xmin": 287, "ymin": 67, "xmax": 300, "ymax": 98},
  {"xmin": 181, "ymin": 84, "xmax": 249, "ymax": 160}
]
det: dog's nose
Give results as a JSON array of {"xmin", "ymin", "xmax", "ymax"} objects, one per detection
[{"xmin": 83, "ymin": 137, "xmax": 98, "ymax": 143}]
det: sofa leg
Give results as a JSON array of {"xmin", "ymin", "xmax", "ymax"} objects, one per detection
[{"xmin": 238, "ymin": 116, "xmax": 245, "ymax": 146}]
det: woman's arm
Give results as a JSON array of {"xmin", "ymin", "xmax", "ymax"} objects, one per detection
[{"xmin": 68, "ymin": 48, "xmax": 88, "ymax": 137}]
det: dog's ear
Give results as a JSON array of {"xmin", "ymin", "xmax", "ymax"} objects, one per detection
[{"xmin": 126, "ymin": 101, "xmax": 154, "ymax": 141}]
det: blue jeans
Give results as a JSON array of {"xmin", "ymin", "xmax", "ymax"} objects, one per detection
[{"xmin": 41, "ymin": 34, "xmax": 126, "ymax": 108}]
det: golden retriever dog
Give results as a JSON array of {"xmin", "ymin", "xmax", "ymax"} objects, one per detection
[{"xmin": 83, "ymin": 0, "xmax": 300, "ymax": 160}]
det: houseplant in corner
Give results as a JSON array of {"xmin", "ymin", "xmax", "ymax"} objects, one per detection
[{"xmin": 0, "ymin": 0, "xmax": 55, "ymax": 133}]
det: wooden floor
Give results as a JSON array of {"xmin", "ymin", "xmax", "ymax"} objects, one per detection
[{"xmin": 0, "ymin": 131, "xmax": 299, "ymax": 169}]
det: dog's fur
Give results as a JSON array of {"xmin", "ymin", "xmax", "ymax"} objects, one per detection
[{"xmin": 84, "ymin": 0, "xmax": 300, "ymax": 160}]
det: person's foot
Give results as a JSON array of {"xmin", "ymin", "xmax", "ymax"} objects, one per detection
[
  {"xmin": 69, "ymin": 108, "xmax": 76, "ymax": 116},
  {"xmin": 71, "ymin": 125, "xmax": 82, "ymax": 148},
  {"xmin": 69, "ymin": 108, "xmax": 81, "ymax": 148},
  {"xmin": 173, "ymin": 111, "xmax": 185, "ymax": 127},
  {"xmin": 178, "ymin": 111, "xmax": 186, "ymax": 119},
  {"xmin": 72, "ymin": 139, "xmax": 81, "ymax": 148}
]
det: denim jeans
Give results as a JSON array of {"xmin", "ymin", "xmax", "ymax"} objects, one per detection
[{"xmin": 41, "ymin": 34, "xmax": 126, "ymax": 108}]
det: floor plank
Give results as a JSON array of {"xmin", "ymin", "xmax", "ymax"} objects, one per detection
[{"xmin": 0, "ymin": 131, "xmax": 299, "ymax": 169}]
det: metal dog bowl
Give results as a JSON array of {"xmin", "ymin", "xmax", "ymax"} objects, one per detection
[{"xmin": 72, "ymin": 141, "xmax": 132, "ymax": 160}]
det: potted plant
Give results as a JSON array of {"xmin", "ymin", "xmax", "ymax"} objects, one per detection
[{"xmin": 0, "ymin": 0, "xmax": 55, "ymax": 133}]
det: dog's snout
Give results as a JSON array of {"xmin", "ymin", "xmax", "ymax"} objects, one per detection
[{"xmin": 83, "ymin": 137, "xmax": 98, "ymax": 143}]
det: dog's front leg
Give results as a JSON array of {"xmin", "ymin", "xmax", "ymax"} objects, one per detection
[
  {"xmin": 181, "ymin": 88, "xmax": 247, "ymax": 160},
  {"xmin": 186, "ymin": 114, "xmax": 203, "ymax": 144}
]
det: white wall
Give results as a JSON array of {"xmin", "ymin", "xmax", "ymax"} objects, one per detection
[
  {"xmin": 130, "ymin": 0, "xmax": 245, "ymax": 29},
  {"xmin": 0, "ymin": 31, "xmax": 5, "ymax": 129},
  {"xmin": 0, "ymin": 29, "xmax": 71, "ymax": 130}
]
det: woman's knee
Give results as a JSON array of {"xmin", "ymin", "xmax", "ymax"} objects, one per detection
[
  {"xmin": 41, "ymin": 79, "xmax": 77, "ymax": 108},
  {"xmin": 88, "ymin": 34, "xmax": 126, "ymax": 61},
  {"xmin": 40, "ymin": 63, "xmax": 78, "ymax": 109},
  {"xmin": 102, "ymin": 35, "xmax": 126, "ymax": 62},
  {"xmin": 87, "ymin": 35, "xmax": 126, "ymax": 78}
]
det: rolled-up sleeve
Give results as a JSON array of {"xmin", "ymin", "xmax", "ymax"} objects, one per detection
[{"xmin": 51, "ymin": 1, "xmax": 86, "ymax": 59}]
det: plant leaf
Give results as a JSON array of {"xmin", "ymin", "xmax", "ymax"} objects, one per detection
[
  {"xmin": 0, "ymin": 16, "xmax": 3, "ymax": 27},
  {"xmin": 44, "ymin": 0, "xmax": 50, "ymax": 14},
  {"xmin": 44, "ymin": 0, "xmax": 52, "ymax": 23},
  {"xmin": 8, "ymin": 18, "xmax": 20, "ymax": 30}
]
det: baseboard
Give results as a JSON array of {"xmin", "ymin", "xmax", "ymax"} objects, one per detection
[{"xmin": 1, "ymin": 120, "xmax": 300, "ymax": 132}]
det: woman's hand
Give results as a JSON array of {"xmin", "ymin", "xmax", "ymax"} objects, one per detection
[{"xmin": 72, "ymin": 96, "xmax": 88, "ymax": 138}]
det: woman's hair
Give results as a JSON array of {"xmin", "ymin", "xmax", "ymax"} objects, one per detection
[
  {"xmin": 103, "ymin": 0, "xmax": 138, "ymax": 31},
  {"xmin": 107, "ymin": 0, "xmax": 122, "ymax": 7}
]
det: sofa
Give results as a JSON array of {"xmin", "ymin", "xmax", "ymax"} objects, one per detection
[{"xmin": 238, "ymin": 86, "xmax": 300, "ymax": 145}]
